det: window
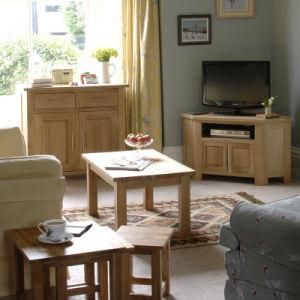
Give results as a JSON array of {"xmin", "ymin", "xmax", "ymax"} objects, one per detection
[{"xmin": 0, "ymin": 0, "xmax": 123, "ymax": 127}]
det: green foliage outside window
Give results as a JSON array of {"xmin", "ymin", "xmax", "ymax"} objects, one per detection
[
  {"xmin": 63, "ymin": 0, "xmax": 85, "ymax": 49},
  {"xmin": 0, "ymin": 37, "xmax": 78, "ymax": 95}
]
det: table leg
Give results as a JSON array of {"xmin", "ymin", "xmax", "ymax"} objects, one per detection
[
  {"xmin": 110, "ymin": 252, "xmax": 130, "ymax": 300},
  {"xmin": 144, "ymin": 186, "xmax": 154, "ymax": 210},
  {"xmin": 44, "ymin": 267, "xmax": 51, "ymax": 300},
  {"xmin": 55, "ymin": 266, "xmax": 67, "ymax": 300},
  {"xmin": 31, "ymin": 263, "xmax": 45, "ymax": 300},
  {"xmin": 14, "ymin": 246, "xmax": 24, "ymax": 299},
  {"xmin": 151, "ymin": 250, "xmax": 162, "ymax": 300},
  {"xmin": 84, "ymin": 263, "xmax": 96, "ymax": 300},
  {"xmin": 178, "ymin": 175, "xmax": 191, "ymax": 238},
  {"xmin": 162, "ymin": 241, "xmax": 170, "ymax": 296},
  {"xmin": 114, "ymin": 181, "xmax": 127, "ymax": 228},
  {"xmin": 87, "ymin": 163, "xmax": 98, "ymax": 217},
  {"xmin": 98, "ymin": 261, "xmax": 108, "ymax": 300}
]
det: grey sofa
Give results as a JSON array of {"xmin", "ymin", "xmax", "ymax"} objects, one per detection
[{"xmin": 220, "ymin": 196, "xmax": 300, "ymax": 300}]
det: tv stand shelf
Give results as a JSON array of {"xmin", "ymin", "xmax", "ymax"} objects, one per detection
[{"xmin": 181, "ymin": 113, "xmax": 291, "ymax": 185}]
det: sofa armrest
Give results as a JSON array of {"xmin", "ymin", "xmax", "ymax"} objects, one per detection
[
  {"xmin": 219, "ymin": 222, "xmax": 240, "ymax": 250},
  {"xmin": 230, "ymin": 202, "xmax": 300, "ymax": 265},
  {"xmin": 0, "ymin": 155, "xmax": 63, "ymax": 180}
]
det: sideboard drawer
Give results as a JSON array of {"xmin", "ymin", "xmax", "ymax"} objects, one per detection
[
  {"xmin": 33, "ymin": 93, "xmax": 76, "ymax": 111},
  {"xmin": 78, "ymin": 91, "xmax": 118, "ymax": 108}
]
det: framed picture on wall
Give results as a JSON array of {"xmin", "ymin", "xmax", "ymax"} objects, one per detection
[
  {"xmin": 217, "ymin": 0, "xmax": 254, "ymax": 18},
  {"xmin": 177, "ymin": 15, "xmax": 211, "ymax": 46}
]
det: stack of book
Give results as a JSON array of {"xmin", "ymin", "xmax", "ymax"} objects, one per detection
[{"xmin": 31, "ymin": 78, "xmax": 53, "ymax": 88}]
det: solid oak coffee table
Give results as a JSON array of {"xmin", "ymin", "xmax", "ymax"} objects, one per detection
[
  {"xmin": 6, "ymin": 221, "xmax": 133, "ymax": 300},
  {"xmin": 82, "ymin": 149, "xmax": 195, "ymax": 238}
]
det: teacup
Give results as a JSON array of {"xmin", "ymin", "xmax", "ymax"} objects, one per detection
[{"xmin": 38, "ymin": 219, "xmax": 66, "ymax": 241}]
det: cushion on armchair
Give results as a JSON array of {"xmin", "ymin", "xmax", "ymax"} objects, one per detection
[
  {"xmin": 220, "ymin": 196, "xmax": 300, "ymax": 300},
  {"xmin": 0, "ymin": 127, "xmax": 25, "ymax": 157},
  {"xmin": 230, "ymin": 200, "xmax": 300, "ymax": 266}
]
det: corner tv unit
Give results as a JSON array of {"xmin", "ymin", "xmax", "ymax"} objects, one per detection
[
  {"xmin": 181, "ymin": 113, "xmax": 292, "ymax": 185},
  {"xmin": 202, "ymin": 61, "xmax": 270, "ymax": 115}
]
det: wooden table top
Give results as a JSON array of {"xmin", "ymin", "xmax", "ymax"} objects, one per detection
[
  {"xmin": 6, "ymin": 221, "xmax": 133, "ymax": 263},
  {"xmin": 82, "ymin": 149, "xmax": 195, "ymax": 182},
  {"xmin": 117, "ymin": 226, "xmax": 174, "ymax": 250}
]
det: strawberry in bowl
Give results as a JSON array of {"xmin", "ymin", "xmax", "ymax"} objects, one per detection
[{"xmin": 125, "ymin": 133, "xmax": 153, "ymax": 149}]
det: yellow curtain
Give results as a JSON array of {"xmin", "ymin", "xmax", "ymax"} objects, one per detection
[{"xmin": 122, "ymin": 0, "xmax": 162, "ymax": 151}]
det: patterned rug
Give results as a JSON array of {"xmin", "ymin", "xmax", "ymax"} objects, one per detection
[{"xmin": 63, "ymin": 192, "xmax": 263, "ymax": 249}]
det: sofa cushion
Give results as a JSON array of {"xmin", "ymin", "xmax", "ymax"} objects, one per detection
[
  {"xmin": 225, "ymin": 248, "xmax": 300, "ymax": 295},
  {"xmin": 0, "ymin": 155, "xmax": 63, "ymax": 180},
  {"xmin": 225, "ymin": 279, "xmax": 300, "ymax": 300},
  {"xmin": 230, "ymin": 201, "xmax": 300, "ymax": 266},
  {"xmin": 0, "ymin": 127, "xmax": 25, "ymax": 157}
]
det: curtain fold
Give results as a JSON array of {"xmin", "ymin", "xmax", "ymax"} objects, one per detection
[{"xmin": 123, "ymin": 0, "xmax": 162, "ymax": 151}]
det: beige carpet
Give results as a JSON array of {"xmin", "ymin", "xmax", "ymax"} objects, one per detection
[{"xmin": 63, "ymin": 192, "xmax": 263, "ymax": 249}]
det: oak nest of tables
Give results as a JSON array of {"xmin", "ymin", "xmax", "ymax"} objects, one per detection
[
  {"xmin": 81, "ymin": 149, "xmax": 195, "ymax": 238},
  {"xmin": 6, "ymin": 221, "xmax": 134, "ymax": 300}
]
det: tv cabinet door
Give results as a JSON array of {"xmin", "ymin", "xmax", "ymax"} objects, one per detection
[
  {"xmin": 202, "ymin": 141, "xmax": 227, "ymax": 173},
  {"xmin": 227, "ymin": 142, "xmax": 254, "ymax": 176}
]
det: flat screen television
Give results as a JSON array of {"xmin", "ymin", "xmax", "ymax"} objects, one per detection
[{"xmin": 202, "ymin": 61, "xmax": 270, "ymax": 115}]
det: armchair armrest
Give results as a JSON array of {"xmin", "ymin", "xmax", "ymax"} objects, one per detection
[
  {"xmin": 0, "ymin": 155, "xmax": 63, "ymax": 180},
  {"xmin": 230, "ymin": 202, "xmax": 300, "ymax": 266}
]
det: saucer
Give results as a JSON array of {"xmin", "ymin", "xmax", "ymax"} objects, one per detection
[{"xmin": 37, "ymin": 233, "xmax": 73, "ymax": 244}]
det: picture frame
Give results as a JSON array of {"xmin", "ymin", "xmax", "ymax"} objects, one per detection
[
  {"xmin": 80, "ymin": 73, "xmax": 98, "ymax": 85},
  {"xmin": 177, "ymin": 15, "xmax": 211, "ymax": 46},
  {"xmin": 217, "ymin": 0, "xmax": 254, "ymax": 18}
]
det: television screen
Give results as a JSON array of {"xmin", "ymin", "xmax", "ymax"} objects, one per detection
[{"xmin": 202, "ymin": 61, "xmax": 270, "ymax": 111}]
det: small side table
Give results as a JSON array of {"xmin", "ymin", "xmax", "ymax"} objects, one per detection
[
  {"xmin": 117, "ymin": 226, "xmax": 174, "ymax": 300},
  {"xmin": 6, "ymin": 221, "xmax": 134, "ymax": 300}
]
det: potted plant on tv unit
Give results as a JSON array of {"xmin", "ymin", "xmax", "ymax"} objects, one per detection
[
  {"xmin": 262, "ymin": 96, "xmax": 276, "ymax": 116},
  {"xmin": 92, "ymin": 48, "xmax": 118, "ymax": 83}
]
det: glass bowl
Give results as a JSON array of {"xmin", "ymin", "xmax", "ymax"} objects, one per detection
[{"xmin": 124, "ymin": 138, "xmax": 153, "ymax": 150}]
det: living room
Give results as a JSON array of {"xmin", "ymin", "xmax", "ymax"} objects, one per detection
[{"xmin": 1, "ymin": 0, "xmax": 300, "ymax": 299}]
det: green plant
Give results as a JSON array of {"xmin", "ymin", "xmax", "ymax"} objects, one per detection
[
  {"xmin": 63, "ymin": 0, "xmax": 85, "ymax": 49},
  {"xmin": 92, "ymin": 48, "xmax": 118, "ymax": 62},
  {"xmin": 261, "ymin": 96, "xmax": 276, "ymax": 107},
  {"xmin": 0, "ymin": 39, "xmax": 29, "ymax": 95},
  {"xmin": 0, "ymin": 36, "xmax": 79, "ymax": 95}
]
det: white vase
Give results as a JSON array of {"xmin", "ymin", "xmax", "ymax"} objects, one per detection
[
  {"xmin": 99, "ymin": 62, "xmax": 116, "ymax": 83},
  {"xmin": 265, "ymin": 106, "xmax": 272, "ymax": 115}
]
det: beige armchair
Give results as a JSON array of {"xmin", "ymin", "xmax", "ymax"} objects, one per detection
[{"xmin": 0, "ymin": 127, "xmax": 65, "ymax": 297}]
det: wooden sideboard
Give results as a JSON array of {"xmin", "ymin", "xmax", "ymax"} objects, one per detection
[
  {"xmin": 182, "ymin": 113, "xmax": 292, "ymax": 185},
  {"xmin": 22, "ymin": 84, "xmax": 127, "ymax": 175}
]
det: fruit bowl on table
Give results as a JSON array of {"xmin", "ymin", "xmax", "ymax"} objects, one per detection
[
  {"xmin": 125, "ymin": 133, "xmax": 153, "ymax": 150},
  {"xmin": 124, "ymin": 138, "xmax": 153, "ymax": 150}
]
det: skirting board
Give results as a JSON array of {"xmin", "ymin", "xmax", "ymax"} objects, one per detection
[
  {"xmin": 163, "ymin": 145, "xmax": 300, "ymax": 179},
  {"xmin": 292, "ymin": 146, "xmax": 300, "ymax": 179}
]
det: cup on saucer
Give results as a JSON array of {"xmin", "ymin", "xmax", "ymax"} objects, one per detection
[{"xmin": 38, "ymin": 219, "xmax": 66, "ymax": 242}]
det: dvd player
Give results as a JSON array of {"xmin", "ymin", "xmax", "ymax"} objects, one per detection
[{"xmin": 210, "ymin": 129, "xmax": 250, "ymax": 139}]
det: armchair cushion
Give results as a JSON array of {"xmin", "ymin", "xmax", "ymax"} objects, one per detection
[
  {"xmin": 230, "ymin": 200, "xmax": 300, "ymax": 267},
  {"xmin": 0, "ymin": 127, "xmax": 25, "ymax": 157},
  {"xmin": 220, "ymin": 196, "xmax": 300, "ymax": 300},
  {"xmin": 0, "ymin": 155, "xmax": 63, "ymax": 180}
]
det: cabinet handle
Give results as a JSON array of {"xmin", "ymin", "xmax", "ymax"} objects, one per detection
[{"xmin": 71, "ymin": 134, "xmax": 74, "ymax": 151}]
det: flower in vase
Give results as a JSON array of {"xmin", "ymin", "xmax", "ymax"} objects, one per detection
[{"xmin": 262, "ymin": 96, "xmax": 276, "ymax": 108}]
